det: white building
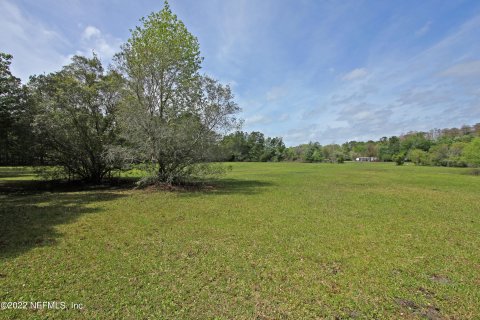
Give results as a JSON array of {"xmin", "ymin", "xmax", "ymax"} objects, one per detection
[{"xmin": 355, "ymin": 157, "xmax": 378, "ymax": 162}]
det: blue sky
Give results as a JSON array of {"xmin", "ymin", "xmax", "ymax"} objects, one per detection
[{"xmin": 1, "ymin": 0, "xmax": 479, "ymax": 145}]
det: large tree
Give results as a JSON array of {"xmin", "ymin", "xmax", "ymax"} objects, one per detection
[
  {"xmin": 116, "ymin": 2, "xmax": 240, "ymax": 184},
  {"xmin": 31, "ymin": 55, "xmax": 124, "ymax": 182},
  {"xmin": 0, "ymin": 53, "xmax": 35, "ymax": 165}
]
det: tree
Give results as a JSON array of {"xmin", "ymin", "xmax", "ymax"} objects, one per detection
[
  {"xmin": 220, "ymin": 131, "xmax": 248, "ymax": 161},
  {"xmin": 400, "ymin": 132, "xmax": 431, "ymax": 153},
  {"xmin": 31, "ymin": 55, "xmax": 124, "ymax": 182},
  {"xmin": 429, "ymin": 144, "xmax": 447, "ymax": 166},
  {"xmin": 0, "ymin": 53, "xmax": 36, "ymax": 165},
  {"xmin": 463, "ymin": 138, "xmax": 480, "ymax": 167},
  {"xmin": 323, "ymin": 144, "xmax": 344, "ymax": 163},
  {"xmin": 392, "ymin": 153, "xmax": 405, "ymax": 165},
  {"xmin": 447, "ymin": 142, "xmax": 467, "ymax": 167},
  {"xmin": 116, "ymin": 2, "xmax": 240, "ymax": 184},
  {"xmin": 247, "ymin": 131, "xmax": 265, "ymax": 161},
  {"xmin": 260, "ymin": 137, "xmax": 286, "ymax": 162},
  {"xmin": 303, "ymin": 142, "xmax": 322, "ymax": 162},
  {"xmin": 408, "ymin": 149, "xmax": 429, "ymax": 165}
]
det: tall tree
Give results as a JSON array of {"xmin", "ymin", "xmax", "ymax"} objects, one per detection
[
  {"xmin": 31, "ymin": 55, "xmax": 124, "ymax": 182},
  {"xmin": 0, "ymin": 53, "xmax": 34, "ymax": 165},
  {"xmin": 116, "ymin": 2, "xmax": 240, "ymax": 184}
]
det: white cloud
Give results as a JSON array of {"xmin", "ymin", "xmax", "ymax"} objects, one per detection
[
  {"xmin": 342, "ymin": 68, "xmax": 368, "ymax": 81},
  {"xmin": 0, "ymin": 1, "xmax": 123, "ymax": 81},
  {"xmin": 0, "ymin": 0, "xmax": 70, "ymax": 81},
  {"xmin": 440, "ymin": 60, "xmax": 480, "ymax": 77},
  {"xmin": 82, "ymin": 25, "xmax": 101, "ymax": 40},
  {"xmin": 78, "ymin": 25, "xmax": 122, "ymax": 60},
  {"xmin": 246, "ymin": 114, "xmax": 272, "ymax": 125}
]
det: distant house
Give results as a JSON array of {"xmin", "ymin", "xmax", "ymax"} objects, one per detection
[{"xmin": 355, "ymin": 157, "xmax": 378, "ymax": 162}]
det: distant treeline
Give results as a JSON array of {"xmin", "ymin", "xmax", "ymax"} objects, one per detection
[{"xmin": 219, "ymin": 124, "xmax": 480, "ymax": 167}]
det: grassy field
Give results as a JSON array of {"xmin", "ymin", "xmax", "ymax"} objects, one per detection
[{"xmin": 1, "ymin": 163, "xmax": 479, "ymax": 319}]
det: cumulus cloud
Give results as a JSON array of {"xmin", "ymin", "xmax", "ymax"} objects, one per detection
[
  {"xmin": 342, "ymin": 68, "xmax": 368, "ymax": 81},
  {"xmin": 0, "ymin": 1, "xmax": 123, "ymax": 81},
  {"xmin": 0, "ymin": 0, "xmax": 70, "ymax": 80},
  {"xmin": 78, "ymin": 25, "xmax": 122, "ymax": 60},
  {"xmin": 82, "ymin": 25, "xmax": 101, "ymax": 40}
]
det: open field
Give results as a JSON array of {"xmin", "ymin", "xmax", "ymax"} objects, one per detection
[{"xmin": 1, "ymin": 163, "xmax": 479, "ymax": 319}]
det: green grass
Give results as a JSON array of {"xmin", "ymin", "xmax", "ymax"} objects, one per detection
[{"xmin": 1, "ymin": 163, "xmax": 479, "ymax": 319}]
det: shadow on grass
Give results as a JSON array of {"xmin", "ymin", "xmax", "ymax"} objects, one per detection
[
  {"xmin": 0, "ymin": 175, "xmax": 272, "ymax": 259},
  {"xmin": 0, "ymin": 167, "xmax": 35, "ymax": 179},
  {"xmin": 0, "ymin": 177, "xmax": 137, "ymax": 194},
  {"xmin": 175, "ymin": 178, "xmax": 275, "ymax": 198},
  {"xmin": 0, "ymin": 185, "xmax": 127, "ymax": 260}
]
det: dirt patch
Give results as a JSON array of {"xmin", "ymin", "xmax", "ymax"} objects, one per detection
[
  {"xmin": 319, "ymin": 261, "xmax": 342, "ymax": 275},
  {"xmin": 417, "ymin": 287, "xmax": 435, "ymax": 299},
  {"xmin": 395, "ymin": 298, "xmax": 420, "ymax": 311},
  {"xmin": 430, "ymin": 274, "xmax": 452, "ymax": 284},
  {"xmin": 422, "ymin": 306, "xmax": 443, "ymax": 320},
  {"xmin": 395, "ymin": 298, "xmax": 444, "ymax": 320}
]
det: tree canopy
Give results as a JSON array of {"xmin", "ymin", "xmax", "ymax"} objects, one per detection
[
  {"xmin": 115, "ymin": 3, "xmax": 240, "ymax": 184},
  {"xmin": 31, "ymin": 55, "xmax": 124, "ymax": 182}
]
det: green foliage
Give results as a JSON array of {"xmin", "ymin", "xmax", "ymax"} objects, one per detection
[
  {"xmin": 393, "ymin": 153, "xmax": 405, "ymax": 165},
  {"xmin": 408, "ymin": 149, "xmax": 429, "ymax": 165},
  {"xmin": 31, "ymin": 55, "xmax": 125, "ymax": 182},
  {"xmin": 220, "ymin": 131, "xmax": 285, "ymax": 162},
  {"xmin": 116, "ymin": 3, "xmax": 240, "ymax": 185},
  {"xmin": 400, "ymin": 132, "xmax": 432, "ymax": 153},
  {"xmin": 463, "ymin": 137, "xmax": 480, "ymax": 167},
  {"xmin": 0, "ymin": 52, "xmax": 37, "ymax": 165},
  {"xmin": 302, "ymin": 142, "xmax": 322, "ymax": 162}
]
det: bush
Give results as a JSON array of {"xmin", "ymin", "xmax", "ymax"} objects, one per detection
[{"xmin": 392, "ymin": 153, "xmax": 405, "ymax": 165}]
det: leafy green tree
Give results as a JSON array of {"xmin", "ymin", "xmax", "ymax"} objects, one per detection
[
  {"xmin": 463, "ymin": 138, "xmax": 480, "ymax": 167},
  {"xmin": 392, "ymin": 153, "xmax": 405, "ymax": 165},
  {"xmin": 303, "ymin": 142, "xmax": 322, "ymax": 162},
  {"xmin": 31, "ymin": 55, "xmax": 124, "ymax": 182},
  {"xmin": 400, "ymin": 132, "xmax": 431, "ymax": 153},
  {"xmin": 247, "ymin": 131, "xmax": 265, "ymax": 161},
  {"xmin": 447, "ymin": 142, "xmax": 467, "ymax": 167},
  {"xmin": 116, "ymin": 3, "xmax": 240, "ymax": 184},
  {"xmin": 429, "ymin": 144, "xmax": 449, "ymax": 166},
  {"xmin": 220, "ymin": 131, "xmax": 249, "ymax": 161},
  {"xmin": 408, "ymin": 149, "xmax": 429, "ymax": 165},
  {"xmin": 377, "ymin": 136, "xmax": 400, "ymax": 161},
  {"xmin": 323, "ymin": 144, "xmax": 345, "ymax": 163},
  {"xmin": 0, "ymin": 52, "xmax": 36, "ymax": 165},
  {"xmin": 260, "ymin": 137, "xmax": 286, "ymax": 162}
]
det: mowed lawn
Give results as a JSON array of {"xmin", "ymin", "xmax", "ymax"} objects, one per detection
[{"xmin": 1, "ymin": 163, "xmax": 479, "ymax": 319}]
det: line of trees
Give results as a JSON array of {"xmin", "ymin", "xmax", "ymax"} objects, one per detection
[
  {"xmin": 219, "ymin": 126, "xmax": 480, "ymax": 168},
  {"xmin": 2, "ymin": 2, "xmax": 479, "ymax": 182},
  {"xmin": 219, "ymin": 131, "xmax": 286, "ymax": 162},
  {"xmin": 0, "ymin": 2, "xmax": 241, "ymax": 184}
]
